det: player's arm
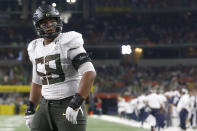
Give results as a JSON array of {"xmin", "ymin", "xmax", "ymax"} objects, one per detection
[
  {"xmin": 29, "ymin": 82, "xmax": 42, "ymax": 107},
  {"xmin": 65, "ymin": 46, "xmax": 96, "ymax": 124},
  {"xmin": 26, "ymin": 63, "xmax": 42, "ymax": 115},
  {"xmin": 77, "ymin": 70, "xmax": 96, "ymax": 99},
  {"xmin": 68, "ymin": 50, "xmax": 96, "ymax": 110},
  {"xmin": 28, "ymin": 63, "xmax": 42, "ymax": 107},
  {"xmin": 25, "ymin": 62, "xmax": 42, "ymax": 128}
]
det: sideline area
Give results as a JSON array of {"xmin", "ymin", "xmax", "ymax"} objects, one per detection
[{"xmin": 90, "ymin": 115, "xmax": 196, "ymax": 131}]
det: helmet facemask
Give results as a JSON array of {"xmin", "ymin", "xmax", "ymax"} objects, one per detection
[{"xmin": 35, "ymin": 17, "xmax": 62, "ymax": 39}]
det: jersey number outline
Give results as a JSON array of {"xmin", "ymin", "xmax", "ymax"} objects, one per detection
[{"xmin": 35, "ymin": 54, "xmax": 65, "ymax": 85}]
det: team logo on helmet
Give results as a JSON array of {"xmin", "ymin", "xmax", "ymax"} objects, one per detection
[{"xmin": 46, "ymin": 13, "xmax": 50, "ymax": 17}]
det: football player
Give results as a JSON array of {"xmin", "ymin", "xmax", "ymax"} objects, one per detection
[{"xmin": 24, "ymin": 4, "xmax": 96, "ymax": 131}]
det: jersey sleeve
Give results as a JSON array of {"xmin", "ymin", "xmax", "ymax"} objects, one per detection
[
  {"xmin": 60, "ymin": 31, "xmax": 95, "ymax": 74},
  {"xmin": 32, "ymin": 62, "xmax": 42, "ymax": 85},
  {"xmin": 59, "ymin": 31, "xmax": 83, "ymax": 57},
  {"xmin": 67, "ymin": 35, "xmax": 91, "ymax": 70},
  {"xmin": 68, "ymin": 46, "xmax": 86, "ymax": 60},
  {"xmin": 27, "ymin": 40, "xmax": 42, "ymax": 85},
  {"xmin": 27, "ymin": 40, "xmax": 37, "ymax": 63}
]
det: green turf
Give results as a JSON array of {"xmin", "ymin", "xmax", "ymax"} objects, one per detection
[
  {"xmin": 0, "ymin": 115, "xmax": 149, "ymax": 131},
  {"xmin": 87, "ymin": 117, "xmax": 149, "ymax": 131}
]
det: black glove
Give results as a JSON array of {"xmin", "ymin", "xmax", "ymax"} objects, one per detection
[
  {"xmin": 68, "ymin": 93, "xmax": 84, "ymax": 110},
  {"xmin": 25, "ymin": 101, "xmax": 35, "ymax": 115}
]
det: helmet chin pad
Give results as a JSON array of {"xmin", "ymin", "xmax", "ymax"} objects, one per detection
[{"xmin": 42, "ymin": 31, "xmax": 59, "ymax": 39}]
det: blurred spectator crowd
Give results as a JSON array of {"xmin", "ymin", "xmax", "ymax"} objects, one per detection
[
  {"xmin": 69, "ymin": 13, "xmax": 197, "ymax": 45},
  {"xmin": 0, "ymin": 65, "xmax": 31, "ymax": 85},
  {"xmin": 95, "ymin": 64, "xmax": 197, "ymax": 96},
  {"xmin": 0, "ymin": 26, "xmax": 33, "ymax": 46},
  {"xmin": 96, "ymin": 0, "xmax": 197, "ymax": 9},
  {"xmin": 1, "ymin": 9, "xmax": 197, "ymax": 61},
  {"xmin": 1, "ymin": 64, "xmax": 197, "ymax": 97},
  {"xmin": 1, "ymin": 13, "xmax": 197, "ymax": 47}
]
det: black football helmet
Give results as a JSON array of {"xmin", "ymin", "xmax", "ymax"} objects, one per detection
[{"xmin": 32, "ymin": 4, "xmax": 63, "ymax": 39}]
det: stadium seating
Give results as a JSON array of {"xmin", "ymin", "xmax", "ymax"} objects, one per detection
[{"xmin": 1, "ymin": 3, "xmax": 197, "ymax": 131}]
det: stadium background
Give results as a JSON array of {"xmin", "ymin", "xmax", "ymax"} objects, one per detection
[{"xmin": 0, "ymin": 0, "xmax": 197, "ymax": 131}]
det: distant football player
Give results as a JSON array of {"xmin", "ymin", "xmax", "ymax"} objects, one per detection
[
  {"xmin": 137, "ymin": 94, "xmax": 148, "ymax": 126},
  {"xmin": 24, "ymin": 4, "xmax": 96, "ymax": 131},
  {"xmin": 177, "ymin": 89, "xmax": 195, "ymax": 130},
  {"xmin": 146, "ymin": 89, "xmax": 161, "ymax": 131}
]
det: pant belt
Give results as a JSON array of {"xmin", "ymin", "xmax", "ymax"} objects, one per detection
[{"xmin": 44, "ymin": 96, "xmax": 73, "ymax": 104}]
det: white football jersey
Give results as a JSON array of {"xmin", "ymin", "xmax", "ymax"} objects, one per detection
[
  {"xmin": 177, "ymin": 94, "xmax": 190, "ymax": 112},
  {"xmin": 158, "ymin": 94, "xmax": 167, "ymax": 108},
  {"xmin": 146, "ymin": 93, "xmax": 161, "ymax": 109},
  {"xmin": 136, "ymin": 95, "xmax": 146, "ymax": 110},
  {"xmin": 27, "ymin": 31, "xmax": 88, "ymax": 100}
]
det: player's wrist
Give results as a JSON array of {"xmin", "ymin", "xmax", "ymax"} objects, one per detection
[
  {"xmin": 25, "ymin": 101, "xmax": 35, "ymax": 116},
  {"xmin": 68, "ymin": 93, "xmax": 84, "ymax": 110}
]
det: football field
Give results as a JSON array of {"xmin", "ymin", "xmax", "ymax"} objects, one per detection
[{"xmin": 0, "ymin": 115, "xmax": 149, "ymax": 131}]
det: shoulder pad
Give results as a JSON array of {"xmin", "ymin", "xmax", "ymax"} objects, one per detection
[
  {"xmin": 27, "ymin": 39, "xmax": 40, "ymax": 62},
  {"xmin": 27, "ymin": 39, "xmax": 37, "ymax": 52},
  {"xmin": 59, "ymin": 31, "xmax": 84, "ymax": 49}
]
